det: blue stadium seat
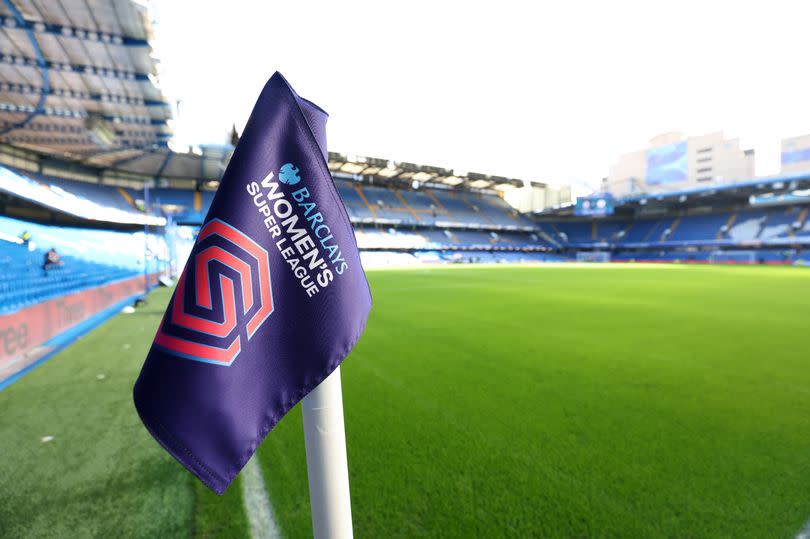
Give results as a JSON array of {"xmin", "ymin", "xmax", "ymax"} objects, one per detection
[
  {"xmin": 622, "ymin": 219, "xmax": 664, "ymax": 243},
  {"xmin": 0, "ymin": 241, "xmax": 139, "ymax": 314},
  {"xmin": 757, "ymin": 207, "xmax": 801, "ymax": 239},
  {"xmin": 399, "ymin": 189, "xmax": 436, "ymax": 210},
  {"xmin": 668, "ymin": 213, "xmax": 729, "ymax": 242},
  {"xmin": 0, "ymin": 216, "xmax": 149, "ymax": 314},
  {"xmin": 588, "ymin": 221, "xmax": 620, "ymax": 242},
  {"xmin": 553, "ymin": 222, "xmax": 593, "ymax": 244}
]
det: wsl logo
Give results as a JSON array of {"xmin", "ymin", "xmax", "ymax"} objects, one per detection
[
  {"xmin": 279, "ymin": 163, "xmax": 301, "ymax": 185},
  {"xmin": 154, "ymin": 219, "xmax": 274, "ymax": 366}
]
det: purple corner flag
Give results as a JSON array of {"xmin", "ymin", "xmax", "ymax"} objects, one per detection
[{"xmin": 133, "ymin": 73, "xmax": 372, "ymax": 494}]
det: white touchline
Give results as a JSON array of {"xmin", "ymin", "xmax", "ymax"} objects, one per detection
[
  {"xmin": 796, "ymin": 517, "xmax": 810, "ymax": 539},
  {"xmin": 241, "ymin": 455, "xmax": 283, "ymax": 539}
]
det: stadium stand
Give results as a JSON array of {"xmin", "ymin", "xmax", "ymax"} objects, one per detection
[
  {"xmin": 461, "ymin": 192, "xmax": 532, "ymax": 227},
  {"xmin": 799, "ymin": 217, "xmax": 810, "ymax": 236},
  {"xmin": 758, "ymin": 207, "xmax": 800, "ymax": 239},
  {"xmin": 0, "ymin": 163, "xmax": 535, "ymax": 233},
  {"xmin": 5, "ymin": 156, "xmax": 810, "ymax": 270},
  {"xmin": 667, "ymin": 213, "xmax": 728, "ymax": 242},
  {"xmin": 0, "ymin": 215, "xmax": 163, "ymax": 313},
  {"xmin": 0, "ymin": 215, "xmax": 158, "ymax": 269},
  {"xmin": 0, "ymin": 241, "xmax": 138, "ymax": 313},
  {"xmin": 307, "ymin": 174, "xmax": 810, "ymax": 264},
  {"xmin": 723, "ymin": 209, "xmax": 770, "ymax": 241},
  {"xmin": 553, "ymin": 221, "xmax": 593, "ymax": 244},
  {"xmin": 531, "ymin": 193, "xmax": 810, "ymax": 263},
  {"xmin": 399, "ymin": 188, "xmax": 437, "ymax": 211},
  {"xmin": 430, "ymin": 190, "xmax": 491, "ymax": 226},
  {"xmin": 621, "ymin": 218, "xmax": 660, "ymax": 243}
]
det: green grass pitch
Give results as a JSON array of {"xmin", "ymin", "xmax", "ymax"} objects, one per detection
[{"xmin": 1, "ymin": 264, "xmax": 809, "ymax": 538}]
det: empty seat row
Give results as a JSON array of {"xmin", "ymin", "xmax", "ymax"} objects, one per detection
[{"xmin": 0, "ymin": 244, "xmax": 139, "ymax": 313}]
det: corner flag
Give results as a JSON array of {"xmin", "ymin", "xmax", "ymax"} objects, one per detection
[{"xmin": 133, "ymin": 72, "xmax": 372, "ymax": 496}]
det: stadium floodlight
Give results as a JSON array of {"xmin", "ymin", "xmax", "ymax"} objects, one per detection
[
  {"xmin": 470, "ymin": 179, "xmax": 492, "ymax": 189},
  {"xmin": 361, "ymin": 166, "xmax": 381, "ymax": 176},
  {"xmin": 494, "ymin": 183, "xmax": 516, "ymax": 191},
  {"xmin": 340, "ymin": 162, "xmax": 366, "ymax": 174},
  {"xmin": 377, "ymin": 167, "xmax": 400, "ymax": 178},
  {"xmin": 412, "ymin": 171, "xmax": 434, "ymax": 182},
  {"xmin": 442, "ymin": 176, "xmax": 464, "ymax": 186}
]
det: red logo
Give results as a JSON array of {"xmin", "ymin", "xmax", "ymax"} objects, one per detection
[{"xmin": 155, "ymin": 219, "xmax": 273, "ymax": 366}]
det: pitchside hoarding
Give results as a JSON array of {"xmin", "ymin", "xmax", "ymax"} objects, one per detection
[{"xmin": 0, "ymin": 274, "xmax": 155, "ymax": 385}]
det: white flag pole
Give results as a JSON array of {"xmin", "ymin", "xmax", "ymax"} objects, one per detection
[{"xmin": 302, "ymin": 366, "xmax": 353, "ymax": 539}]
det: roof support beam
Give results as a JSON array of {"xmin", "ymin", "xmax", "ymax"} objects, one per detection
[
  {"xmin": 155, "ymin": 150, "xmax": 173, "ymax": 181},
  {"xmin": 0, "ymin": 14, "xmax": 149, "ymax": 47}
]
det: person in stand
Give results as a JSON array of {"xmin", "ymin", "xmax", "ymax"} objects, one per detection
[{"xmin": 43, "ymin": 248, "xmax": 63, "ymax": 271}]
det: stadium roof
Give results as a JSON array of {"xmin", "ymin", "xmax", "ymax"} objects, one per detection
[
  {"xmin": 327, "ymin": 152, "xmax": 546, "ymax": 192},
  {"xmin": 618, "ymin": 171, "xmax": 810, "ymax": 206},
  {"xmin": 0, "ymin": 0, "xmax": 220, "ymax": 180},
  {"xmin": 536, "ymin": 171, "xmax": 810, "ymax": 217}
]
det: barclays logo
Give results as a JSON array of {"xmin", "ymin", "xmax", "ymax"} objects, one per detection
[{"xmin": 279, "ymin": 163, "xmax": 301, "ymax": 185}]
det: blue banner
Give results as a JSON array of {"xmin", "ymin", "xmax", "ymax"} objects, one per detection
[
  {"xmin": 646, "ymin": 141, "xmax": 688, "ymax": 185},
  {"xmin": 781, "ymin": 148, "xmax": 810, "ymax": 165}
]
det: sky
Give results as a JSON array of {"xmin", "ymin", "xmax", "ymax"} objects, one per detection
[{"xmin": 150, "ymin": 0, "xmax": 810, "ymax": 190}]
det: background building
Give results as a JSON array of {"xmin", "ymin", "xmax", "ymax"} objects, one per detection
[
  {"xmin": 605, "ymin": 132, "xmax": 755, "ymax": 197},
  {"xmin": 780, "ymin": 134, "xmax": 810, "ymax": 174}
]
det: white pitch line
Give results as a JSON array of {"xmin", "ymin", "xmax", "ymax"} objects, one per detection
[
  {"xmin": 241, "ymin": 455, "xmax": 283, "ymax": 539},
  {"xmin": 796, "ymin": 517, "xmax": 810, "ymax": 539}
]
